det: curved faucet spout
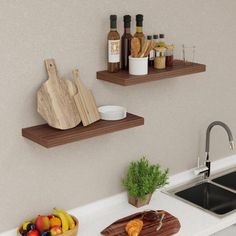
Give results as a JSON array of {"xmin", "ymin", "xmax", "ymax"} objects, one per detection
[{"xmin": 205, "ymin": 121, "xmax": 234, "ymax": 177}]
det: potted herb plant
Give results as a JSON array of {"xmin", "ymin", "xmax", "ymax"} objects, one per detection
[{"xmin": 122, "ymin": 157, "xmax": 169, "ymax": 208}]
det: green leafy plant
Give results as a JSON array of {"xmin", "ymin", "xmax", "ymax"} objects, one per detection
[{"xmin": 122, "ymin": 157, "xmax": 169, "ymax": 199}]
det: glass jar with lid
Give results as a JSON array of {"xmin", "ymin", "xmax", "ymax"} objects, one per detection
[
  {"xmin": 154, "ymin": 47, "xmax": 166, "ymax": 69},
  {"xmin": 166, "ymin": 44, "xmax": 174, "ymax": 67}
]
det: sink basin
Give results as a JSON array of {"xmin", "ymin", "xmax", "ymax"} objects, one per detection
[
  {"xmin": 212, "ymin": 171, "xmax": 236, "ymax": 191},
  {"xmin": 175, "ymin": 182, "xmax": 236, "ymax": 215}
]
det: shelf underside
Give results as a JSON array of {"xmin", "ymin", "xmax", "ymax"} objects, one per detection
[
  {"xmin": 22, "ymin": 113, "xmax": 144, "ymax": 148},
  {"xmin": 97, "ymin": 60, "xmax": 206, "ymax": 86}
]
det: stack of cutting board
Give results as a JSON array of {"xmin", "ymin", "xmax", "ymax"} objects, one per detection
[{"xmin": 37, "ymin": 59, "xmax": 100, "ymax": 130}]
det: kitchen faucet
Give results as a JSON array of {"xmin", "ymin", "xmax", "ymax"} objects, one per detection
[{"xmin": 195, "ymin": 121, "xmax": 234, "ymax": 178}]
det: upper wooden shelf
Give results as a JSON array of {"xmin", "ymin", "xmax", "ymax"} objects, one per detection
[
  {"xmin": 22, "ymin": 113, "xmax": 144, "ymax": 148},
  {"xmin": 97, "ymin": 60, "xmax": 206, "ymax": 86}
]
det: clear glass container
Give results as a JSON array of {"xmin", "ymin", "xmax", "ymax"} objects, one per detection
[
  {"xmin": 166, "ymin": 45, "xmax": 174, "ymax": 67},
  {"xmin": 182, "ymin": 44, "xmax": 196, "ymax": 64},
  {"xmin": 154, "ymin": 48, "xmax": 166, "ymax": 69}
]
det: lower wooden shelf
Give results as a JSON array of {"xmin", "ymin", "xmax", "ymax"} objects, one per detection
[{"xmin": 22, "ymin": 113, "xmax": 144, "ymax": 148}]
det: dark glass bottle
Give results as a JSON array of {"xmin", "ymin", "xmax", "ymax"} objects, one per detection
[
  {"xmin": 134, "ymin": 14, "xmax": 145, "ymax": 50},
  {"xmin": 107, "ymin": 15, "xmax": 120, "ymax": 73},
  {"xmin": 121, "ymin": 15, "xmax": 133, "ymax": 70}
]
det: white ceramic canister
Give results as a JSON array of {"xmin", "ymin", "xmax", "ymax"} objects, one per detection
[{"xmin": 129, "ymin": 56, "xmax": 148, "ymax": 75}]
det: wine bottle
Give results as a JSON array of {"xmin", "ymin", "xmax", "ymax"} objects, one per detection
[
  {"xmin": 107, "ymin": 15, "xmax": 120, "ymax": 73},
  {"xmin": 134, "ymin": 14, "xmax": 145, "ymax": 50},
  {"xmin": 121, "ymin": 15, "xmax": 132, "ymax": 70}
]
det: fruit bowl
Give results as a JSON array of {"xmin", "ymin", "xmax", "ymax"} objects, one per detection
[{"xmin": 17, "ymin": 215, "xmax": 79, "ymax": 236}]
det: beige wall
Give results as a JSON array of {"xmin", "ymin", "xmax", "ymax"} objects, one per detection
[{"xmin": 0, "ymin": 0, "xmax": 236, "ymax": 232}]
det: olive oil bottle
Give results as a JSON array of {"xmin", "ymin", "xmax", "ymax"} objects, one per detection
[
  {"xmin": 107, "ymin": 15, "xmax": 120, "ymax": 73},
  {"xmin": 134, "ymin": 14, "xmax": 145, "ymax": 50}
]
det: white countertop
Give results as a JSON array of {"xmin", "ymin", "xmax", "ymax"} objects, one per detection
[{"xmin": 2, "ymin": 155, "xmax": 236, "ymax": 236}]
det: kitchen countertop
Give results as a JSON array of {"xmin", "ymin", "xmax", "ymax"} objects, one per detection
[{"xmin": 2, "ymin": 155, "xmax": 236, "ymax": 236}]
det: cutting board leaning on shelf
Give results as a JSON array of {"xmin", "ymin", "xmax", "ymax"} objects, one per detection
[
  {"xmin": 37, "ymin": 59, "xmax": 81, "ymax": 130},
  {"xmin": 72, "ymin": 69, "xmax": 100, "ymax": 126}
]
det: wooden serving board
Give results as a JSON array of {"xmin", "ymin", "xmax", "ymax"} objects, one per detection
[
  {"xmin": 72, "ymin": 69, "xmax": 100, "ymax": 126},
  {"xmin": 37, "ymin": 59, "xmax": 81, "ymax": 130},
  {"xmin": 101, "ymin": 210, "xmax": 181, "ymax": 236}
]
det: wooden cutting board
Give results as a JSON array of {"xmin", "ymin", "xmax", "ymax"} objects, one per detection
[
  {"xmin": 37, "ymin": 59, "xmax": 81, "ymax": 130},
  {"xmin": 101, "ymin": 210, "xmax": 181, "ymax": 236},
  {"xmin": 72, "ymin": 69, "xmax": 100, "ymax": 126}
]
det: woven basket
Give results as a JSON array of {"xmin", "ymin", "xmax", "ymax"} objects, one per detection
[{"xmin": 17, "ymin": 215, "xmax": 79, "ymax": 236}]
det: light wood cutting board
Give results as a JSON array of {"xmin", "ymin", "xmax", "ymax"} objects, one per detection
[
  {"xmin": 72, "ymin": 69, "xmax": 100, "ymax": 126},
  {"xmin": 37, "ymin": 59, "xmax": 81, "ymax": 130}
]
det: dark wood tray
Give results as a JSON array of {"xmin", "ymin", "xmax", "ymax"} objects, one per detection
[{"xmin": 101, "ymin": 210, "xmax": 181, "ymax": 236}]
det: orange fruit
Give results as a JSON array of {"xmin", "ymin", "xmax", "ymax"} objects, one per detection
[{"xmin": 50, "ymin": 217, "xmax": 61, "ymax": 228}]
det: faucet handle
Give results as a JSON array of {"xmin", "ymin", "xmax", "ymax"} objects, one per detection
[{"xmin": 194, "ymin": 166, "xmax": 209, "ymax": 176}]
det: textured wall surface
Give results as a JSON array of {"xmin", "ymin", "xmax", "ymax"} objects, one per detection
[{"xmin": 0, "ymin": 0, "xmax": 236, "ymax": 232}]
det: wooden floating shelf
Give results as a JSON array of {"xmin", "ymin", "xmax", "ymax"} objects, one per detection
[
  {"xmin": 97, "ymin": 60, "xmax": 206, "ymax": 86},
  {"xmin": 22, "ymin": 113, "xmax": 144, "ymax": 148}
]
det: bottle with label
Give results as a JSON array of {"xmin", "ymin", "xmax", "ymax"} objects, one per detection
[
  {"xmin": 121, "ymin": 15, "xmax": 132, "ymax": 70},
  {"xmin": 134, "ymin": 14, "xmax": 145, "ymax": 50},
  {"xmin": 147, "ymin": 35, "xmax": 154, "ymax": 66},
  {"xmin": 108, "ymin": 15, "xmax": 120, "ymax": 73}
]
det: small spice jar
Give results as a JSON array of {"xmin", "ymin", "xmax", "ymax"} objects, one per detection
[
  {"xmin": 154, "ymin": 47, "xmax": 166, "ymax": 69},
  {"xmin": 166, "ymin": 44, "xmax": 174, "ymax": 67}
]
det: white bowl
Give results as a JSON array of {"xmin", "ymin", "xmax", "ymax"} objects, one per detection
[{"xmin": 98, "ymin": 105, "xmax": 127, "ymax": 121}]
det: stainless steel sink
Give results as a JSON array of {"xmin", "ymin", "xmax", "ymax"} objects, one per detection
[{"xmin": 165, "ymin": 168, "xmax": 236, "ymax": 217}]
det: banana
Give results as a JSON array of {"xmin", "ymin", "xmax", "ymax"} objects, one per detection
[
  {"xmin": 54, "ymin": 208, "xmax": 75, "ymax": 230},
  {"xmin": 53, "ymin": 211, "xmax": 69, "ymax": 233},
  {"xmin": 22, "ymin": 221, "xmax": 31, "ymax": 231}
]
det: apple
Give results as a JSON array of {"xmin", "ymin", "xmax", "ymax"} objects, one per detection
[
  {"xmin": 50, "ymin": 226, "xmax": 62, "ymax": 236},
  {"xmin": 27, "ymin": 229, "xmax": 39, "ymax": 236},
  {"xmin": 35, "ymin": 216, "xmax": 50, "ymax": 232}
]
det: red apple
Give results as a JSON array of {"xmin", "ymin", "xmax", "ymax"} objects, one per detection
[
  {"xmin": 27, "ymin": 229, "xmax": 39, "ymax": 236},
  {"xmin": 35, "ymin": 216, "xmax": 50, "ymax": 232},
  {"xmin": 50, "ymin": 226, "xmax": 62, "ymax": 236}
]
